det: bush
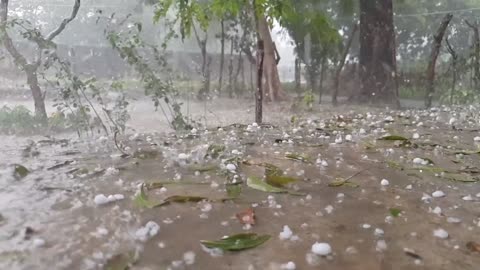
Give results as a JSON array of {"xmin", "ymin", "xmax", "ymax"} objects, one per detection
[{"xmin": 0, "ymin": 105, "xmax": 37, "ymax": 133}]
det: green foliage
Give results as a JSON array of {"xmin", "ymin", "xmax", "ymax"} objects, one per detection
[{"xmin": 0, "ymin": 106, "xmax": 37, "ymax": 134}]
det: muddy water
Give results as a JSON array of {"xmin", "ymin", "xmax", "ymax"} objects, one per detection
[{"xmin": 1, "ymin": 100, "xmax": 480, "ymax": 270}]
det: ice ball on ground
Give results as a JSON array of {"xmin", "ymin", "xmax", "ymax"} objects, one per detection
[
  {"xmin": 432, "ymin": 190, "xmax": 445, "ymax": 198},
  {"xmin": 380, "ymin": 179, "xmax": 390, "ymax": 186},
  {"xmin": 311, "ymin": 242, "xmax": 332, "ymax": 256},
  {"xmin": 279, "ymin": 225, "xmax": 293, "ymax": 240},
  {"xmin": 183, "ymin": 251, "xmax": 196, "ymax": 265},
  {"xmin": 280, "ymin": 261, "xmax": 296, "ymax": 270},
  {"xmin": 94, "ymin": 194, "xmax": 109, "ymax": 205},
  {"xmin": 433, "ymin": 228, "xmax": 449, "ymax": 239}
]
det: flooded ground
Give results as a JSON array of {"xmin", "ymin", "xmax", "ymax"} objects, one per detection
[{"xmin": 1, "ymin": 98, "xmax": 480, "ymax": 270}]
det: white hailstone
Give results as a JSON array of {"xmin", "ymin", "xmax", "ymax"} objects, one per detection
[
  {"xmin": 321, "ymin": 160, "xmax": 328, "ymax": 167},
  {"xmin": 94, "ymin": 194, "xmax": 109, "ymax": 205},
  {"xmin": 433, "ymin": 228, "xmax": 449, "ymax": 239},
  {"xmin": 474, "ymin": 136, "xmax": 480, "ymax": 142},
  {"xmin": 384, "ymin": 116, "xmax": 394, "ymax": 122},
  {"xmin": 362, "ymin": 224, "xmax": 371, "ymax": 229},
  {"xmin": 135, "ymin": 221, "xmax": 160, "ymax": 242},
  {"xmin": 32, "ymin": 238, "xmax": 46, "ymax": 248},
  {"xmin": 232, "ymin": 149, "xmax": 240, "ymax": 155},
  {"xmin": 345, "ymin": 246, "xmax": 358, "ymax": 255},
  {"xmin": 432, "ymin": 206, "xmax": 442, "ymax": 215},
  {"xmin": 432, "ymin": 190, "xmax": 446, "ymax": 198},
  {"xmin": 159, "ymin": 187, "xmax": 168, "ymax": 193},
  {"xmin": 449, "ymin": 117, "xmax": 456, "ymax": 125},
  {"xmin": 335, "ymin": 136, "xmax": 343, "ymax": 144},
  {"xmin": 413, "ymin": 158, "xmax": 429, "ymax": 165},
  {"xmin": 280, "ymin": 261, "xmax": 296, "ymax": 270},
  {"xmin": 380, "ymin": 179, "xmax": 390, "ymax": 186},
  {"xmin": 376, "ymin": 240, "xmax": 388, "ymax": 252},
  {"xmin": 412, "ymin": 133, "xmax": 420, "ymax": 139},
  {"xmin": 337, "ymin": 193, "xmax": 345, "ymax": 199},
  {"xmin": 105, "ymin": 167, "xmax": 119, "ymax": 176},
  {"xmin": 279, "ymin": 225, "xmax": 293, "ymax": 240},
  {"xmin": 178, "ymin": 153, "xmax": 189, "ymax": 160},
  {"xmin": 311, "ymin": 242, "xmax": 332, "ymax": 256},
  {"xmin": 345, "ymin": 134, "xmax": 353, "ymax": 142},
  {"xmin": 324, "ymin": 205, "xmax": 334, "ymax": 214},
  {"xmin": 405, "ymin": 184, "xmax": 413, "ymax": 190},
  {"xmin": 191, "ymin": 128, "xmax": 198, "ymax": 134},
  {"xmin": 158, "ymin": 242, "xmax": 166, "ymax": 248},
  {"xmin": 306, "ymin": 194, "xmax": 312, "ymax": 200},
  {"xmin": 226, "ymin": 163, "xmax": 236, "ymax": 172},
  {"xmin": 252, "ymin": 122, "xmax": 258, "ymax": 127},
  {"xmin": 374, "ymin": 228, "xmax": 384, "ymax": 237},
  {"xmin": 201, "ymin": 203, "xmax": 212, "ymax": 212},
  {"xmin": 477, "ymin": 193, "xmax": 480, "ymax": 198},
  {"xmin": 359, "ymin": 128, "xmax": 366, "ymax": 135},
  {"xmin": 447, "ymin": 217, "xmax": 462, "ymax": 224},
  {"xmin": 183, "ymin": 251, "xmax": 196, "ymax": 265},
  {"xmin": 462, "ymin": 195, "xmax": 474, "ymax": 201},
  {"xmin": 113, "ymin": 194, "xmax": 125, "ymax": 201},
  {"xmin": 421, "ymin": 193, "xmax": 432, "ymax": 203},
  {"xmin": 416, "ymin": 122, "xmax": 424, "ymax": 127},
  {"xmin": 210, "ymin": 181, "xmax": 219, "ymax": 188}
]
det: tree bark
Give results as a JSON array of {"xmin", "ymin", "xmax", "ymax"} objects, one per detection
[
  {"xmin": 425, "ymin": 13, "xmax": 453, "ymax": 108},
  {"xmin": 257, "ymin": 14, "xmax": 288, "ymax": 102},
  {"xmin": 354, "ymin": 0, "xmax": 399, "ymax": 107},
  {"xmin": 255, "ymin": 40, "xmax": 264, "ymax": 124},
  {"xmin": 333, "ymin": 23, "xmax": 358, "ymax": 106},
  {"xmin": 193, "ymin": 24, "xmax": 210, "ymax": 100},
  {"xmin": 445, "ymin": 37, "xmax": 457, "ymax": 104},
  {"xmin": 294, "ymin": 58, "xmax": 301, "ymax": 94},
  {"xmin": 319, "ymin": 57, "xmax": 326, "ymax": 104},
  {"xmin": 228, "ymin": 40, "xmax": 234, "ymax": 98},
  {"xmin": 218, "ymin": 19, "xmax": 225, "ymax": 93},
  {"xmin": 465, "ymin": 20, "xmax": 480, "ymax": 91}
]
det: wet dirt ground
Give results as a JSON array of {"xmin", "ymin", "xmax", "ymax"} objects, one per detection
[{"xmin": 1, "ymin": 99, "xmax": 480, "ymax": 270}]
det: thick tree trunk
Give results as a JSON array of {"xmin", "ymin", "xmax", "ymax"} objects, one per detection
[
  {"xmin": 354, "ymin": 0, "xmax": 399, "ymax": 107},
  {"xmin": 333, "ymin": 23, "xmax": 358, "ymax": 106},
  {"xmin": 425, "ymin": 14, "xmax": 453, "ymax": 108},
  {"xmin": 26, "ymin": 67, "xmax": 48, "ymax": 123},
  {"xmin": 257, "ymin": 14, "xmax": 288, "ymax": 102},
  {"xmin": 465, "ymin": 20, "xmax": 480, "ymax": 91},
  {"xmin": 218, "ymin": 19, "xmax": 225, "ymax": 93}
]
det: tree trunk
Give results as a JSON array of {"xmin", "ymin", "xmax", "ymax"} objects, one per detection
[
  {"xmin": 333, "ymin": 23, "xmax": 358, "ymax": 106},
  {"xmin": 234, "ymin": 52, "xmax": 243, "ymax": 96},
  {"xmin": 228, "ymin": 40, "xmax": 235, "ymax": 98},
  {"xmin": 319, "ymin": 57, "xmax": 326, "ymax": 104},
  {"xmin": 257, "ymin": 14, "xmax": 288, "ymax": 102},
  {"xmin": 425, "ymin": 13, "xmax": 453, "ymax": 108},
  {"xmin": 294, "ymin": 58, "xmax": 301, "ymax": 94},
  {"xmin": 465, "ymin": 20, "xmax": 480, "ymax": 91},
  {"xmin": 255, "ymin": 40, "xmax": 265, "ymax": 124},
  {"xmin": 354, "ymin": 0, "xmax": 399, "ymax": 106},
  {"xmin": 445, "ymin": 37, "xmax": 457, "ymax": 105},
  {"xmin": 26, "ymin": 67, "xmax": 48, "ymax": 123},
  {"xmin": 218, "ymin": 19, "xmax": 225, "ymax": 93}
]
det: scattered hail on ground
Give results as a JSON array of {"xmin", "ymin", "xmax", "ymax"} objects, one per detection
[{"xmin": 1, "ymin": 101, "xmax": 480, "ymax": 270}]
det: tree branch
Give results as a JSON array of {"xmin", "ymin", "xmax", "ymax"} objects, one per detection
[
  {"xmin": 0, "ymin": 0, "xmax": 29, "ymax": 69},
  {"xmin": 46, "ymin": 0, "xmax": 81, "ymax": 41}
]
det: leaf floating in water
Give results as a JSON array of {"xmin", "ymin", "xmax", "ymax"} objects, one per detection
[
  {"xmin": 389, "ymin": 208, "xmax": 402, "ymax": 217},
  {"xmin": 13, "ymin": 164, "xmax": 29, "ymax": 179},
  {"xmin": 266, "ymin": 175, "xmax": 298, "ymax": 187},
  {"xmin": 247, "ymin": 177, "xmax": 288, "ymax": 193},
  {"xmin": 466, "ymin": 241, "xmax": 480, "ymax": 253},
  {"xmin": 104, "ymin": 251, "xmax": 138, "ymax": 270},
  {"xmin": 443, "ymin": 173, "xmax": 478, "ymax": 183},
  {"xmin": 188, "ymin": 164, "xmax": 218, "ymax": 172},
  {"xmin": 285, "ymin": 153, "xmax": 312, "ymax": 164},
  {"xmin": 378, "ymin": 135, "xmax": 409, "ymax": 141},
  {"xmin": 328, "ymin": 178, "xmax": 359, "ymax": 188},
  {"xmin": 133, "ymin": 184, "xmax": 162, "ymax": 208},
  {"xmin": 226, "ymin": 183, "xmax": 242, "ymax": 198},
  {"xmin": 200, "ymin": 233, "xmax": 270, "ymax": 251},
  {"xmin": 236, "ymin": 208, "xmax": 255, "ymax": 225},
  {"xmin": 264, "ymin": 163, "xmax": 283, "ymax": 177}
]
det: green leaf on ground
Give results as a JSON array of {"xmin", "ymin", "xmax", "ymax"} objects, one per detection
[
  {"xmin": 104, "ymin": 251, "xmax": 138, "ymax": 270},
  {"xmin": 266, "ymin": 175, "xmax": 298, "ymax": 187},
  {"xmin": 13, "ymin": 164, "xmax": 29, "ymax": 179},
  {"xmin": 247, "ymin": 176, "xmax": 288, "ymax": 193},
  {"xmin": 443, "ymin": 173, "xmax": 478, "ymax": 183},
  {"xmin": 390, "ymin": 208, "xmax": 402, "ymax": 217},
  {"xmin": 285, "ymin": 153, "xmax": 312, "ymax": 163},
  {"xmin": 264, "ymin": 163, "xmax": 283, "ymax": 177},
  {"xmin": 328, "ymin": 178, "xmax": 359, "ymax": 188},
  {"xmin": 378, "ymin": 135, "xmax": 409, "ymax": 141},
  {"xmin": 133, "ymin": 184, "xmax": 163, "ymax": 208},
  {"xmin": 188, "ymin": 164, "xmax": 218, "ymax": 172},
  {"xmin": 200, "ymin": 233, "xmax": 271, "ymax": 251},
  {"xmin": 226, "ymin": 183, "xmax": 242, "ymax": 198}
]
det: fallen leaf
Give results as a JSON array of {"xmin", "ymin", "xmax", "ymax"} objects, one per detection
[
  {"xmin": 247, "ymin": 176, "xmax": 288, "ymax": 193},
  {"xmin": 266, "ymin": 175, "xmax": 298, "ymax": 187},
  {"xmin": 328, "ymin": 178, "xmax": 359, "ymax": 188},
  {"xmin": 389, "ymin": 208, "xmax": 402, "ymax": 217},
  {"xmin": 104, "ymin": 251, "xmax": 138, "ymax": 270},
  {"xmin": 285, "ymin": 153, "xmax": 312, "ymax": 163},
  {"xmin": 467, "ymin": 241, "xmax": 480, "ymax": 253},
  {"xmin": 13, "ymin": 164, "xmax": 29, "ymax": 179},
  {"xmin": 236, "ymin": 208, "xmax": 255, "ymax": 225},
  {"xmin": 226, "ymin": 183, "xmax": 242, "ymax": 198},
  {"xmin": 200, "ymin": 233, "xmax": 270, "ymax": 251},
  {"xmin": 378, "ymin": 135, "xmax": 409, "ymax": 141}
]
